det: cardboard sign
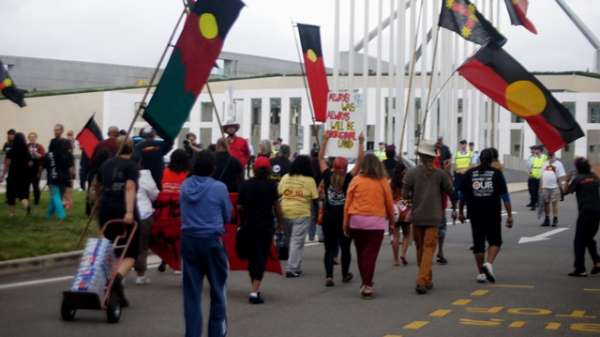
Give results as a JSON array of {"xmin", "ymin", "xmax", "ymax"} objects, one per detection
[{"xmin": 324, "ymin": 91, "xmax": 365, "ymax": 159}]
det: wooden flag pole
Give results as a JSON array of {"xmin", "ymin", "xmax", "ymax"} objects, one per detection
[
  {"xmin": 76, "ymin": 7, "xmax": 188, "ymax": 249},
  {"xmin": 399, "ymin": 0, "xmax": 424, "ymax": 153},
  {"xmin": 291, "ymin": 20, "xmax": 321, "ymax": 150}
]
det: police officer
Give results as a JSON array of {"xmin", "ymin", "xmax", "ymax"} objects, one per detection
[
  {"xmin": 374, "ymin": 142, "xmax": 387, "ymax": 161},
  {"xmin": 453, "ymin": 140, "xmax": 473, "ymax": 194},
  {"xmin": 527, "ymin": 145, "xmax": 546, "ymax": 211}
]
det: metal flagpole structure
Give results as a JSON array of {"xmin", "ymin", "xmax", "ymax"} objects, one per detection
[
  {"xmin": 419, "ymin": 0, "xmax": 428, "ymax": 140},
  {"xmin": 394, "ymin": 0, "xmax": 406, "ymax": 150},
  {"xmin": 291, "ymin": 20, "xmax": 321, "ymax": 150},
  {"xmin": 375, "ymin": 0, "xmax": 384, "ymax": 144},
  {"xmin": 348, "ymin": 0, "xmax": 356, "ymax": 91},
  {"xmin": 206, "ymin": 83, "xmax": 231, "ymax": 152},
  {"xmin": 362, "ymin": 0, "xmax": 370, "ymax": 143},
  {"xmin": 333, "ymin": 0, "xmax": 341, "ymax": 91},
  {"xmin": 387, "ymin": 0, "xmax": 397, "ymax": 145}
]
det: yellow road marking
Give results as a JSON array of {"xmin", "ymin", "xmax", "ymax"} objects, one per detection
[
  {"xmin": 571, "ymin": 323, "xmax": 600, "ymax": 333},
  {"xmin": 471, "ymin": 289, "xmax": 489, "ymax": 297},
  {"xmin": 557, "ymin": 310, "xmax": 596, "ymax": 319},
  {"xmin": 545, "ymin": 322, "xmax": 561, "ymax": 331},
  {"xmin": 466, "ymin": 306, "xmax": 504, "ymax": 314},
  {"xmin": 584, "ymin": 288, "xmax": 600, "ymax": 292},
  {"xmin": 489, "ymin": 284, "xmax": 534, "ymax": 289},
  {"xmin": 382, "ymin": 335, "xmax": 402, "ymax": 337},
  {"xmin": 452, "ymin": 299, "xmax": 472, "ymax": 306},
  {"xmin": 403, "ymin": 321, "xmax": 429, "ymax": 330},
  {"xmin": 430, "ymin": 309, "xmax": 452, "ymax": 317},
  {"xmin": 507, "ymin": 307, "xmax": 553, "ymax": 316},
  {"xmin": 459, "ymin": 318, "xmax": 504, "ymax": 327},
  {"xmin": 509, "ymin": 321, "xmax": 527, "ymax": 328}
]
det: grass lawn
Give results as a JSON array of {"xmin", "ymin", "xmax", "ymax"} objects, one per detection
[{"xmin": 0, "ymin": 191, "xmax": 94, "ymax": 261}]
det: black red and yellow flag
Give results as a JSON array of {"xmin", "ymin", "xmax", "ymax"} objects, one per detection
[
  {"xmin": 439, "ymin": 0, "xmax": 506, "ymax": 46},
  {"xmin": 143, "ymin": 0, "xmax": 244, "ymax": 141},
  {"xmin": 504, "ymin": 0, "xmax": 537, "ymax": 34},
  {"xmin": 297, "ymin": 24, "xmax": 329, "ymax": 122},
  {"xmin": 458, "ymin": 44, "xmax": 584, "ymax": 153},
  {"xmin": 76, "ymin": 116, "xmax": 103, "ymax": 159},
  {"xmin": 0, "ymin": 60, "xmax": 27, "ymax": 107}
]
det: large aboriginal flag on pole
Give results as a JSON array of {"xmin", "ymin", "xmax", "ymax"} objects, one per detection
[
  {"xmin": 0, "ymin": 60, "xmax": 27, "ymax": 107},
  {"xmin": 76, "ymin": 116, "xmax": 103, "ymax": 159},
  {"xmin": 458, "ymin": 44, "xmax": 584, "ymax": 153},
  {"xmin": 297, "ymin": 24, "xmax": 329, "ymax": 122},
  {"xmin": 143, "ymin": 0, "xmax": 244, "ymax": 141},
  {"xmin": 504, "ymin": 0, "xmax": 537, "ymax": 34},
  {"xmin": 439, "ymin": 0, "xmax": 506, "ymax": 46}
]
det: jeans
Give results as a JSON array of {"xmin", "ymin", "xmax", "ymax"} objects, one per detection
[
  {"xmin": 413, "ymin": 226, "xmax": 439, "ymax": 287},
  {"xmin": 323, "ymin": 217, "xmax": 352, "ymax": 278},
  {"xmin": 574, "ymin": 211, "xmax": 600, "ymax": 272},
  {"xmin": 528, "ymin": 178, "xmax": 540, "ymax": 206},
  {"xmin": 284, "ymin": 217, "xmax": 311, "ymax": 273},
  {"xmin": 182, "ymin": 235, "xmax": 228, "ymax": 337},
  {"xmin": 350, "ymin": 229, "xmax": 384, "ymax": 287}
]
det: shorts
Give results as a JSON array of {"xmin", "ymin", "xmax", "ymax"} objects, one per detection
[
  {"xmin": 98, "ymin": 209, "xmax": 140, "ymax": 259},
  {"xmin": 542, "ymin": 188, "xmax": 560, "ymax": 203},
  {"xmin": 470, "ymin": 216, "xmax": 502, "ymax": 254}
]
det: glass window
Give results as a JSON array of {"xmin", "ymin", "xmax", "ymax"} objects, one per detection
[
  {"xmin": 511, "ymin": 114, "xmax": 523, "ymax": 123},
  {"xmin": 200, "ymin": 127, "xmax": 212, "ymax": 147},
  {"xmin": 589, "ymin": 102, "xmax": 600, "ymax": 123},
  {"xmin": 201, "ymin": 102, "xmax": 213, "ymax": 122},
  {"xmin": 510, "ymin": 129, "xmax": 522, "ymax": 157},
  {"xmin": 270, "ymin": 98, "xmax": 281, "ymax": 125},
  {"xmin": 289, "ymin": 98, "xmax": 302, "ymax": 153},
  {"xmin": 457, "ymin": 98, "xmax": 463, "ymax": 113}
]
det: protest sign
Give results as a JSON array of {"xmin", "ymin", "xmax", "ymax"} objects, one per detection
[{"xmin": 324, "ymin": 91, "xmax": 365, "ymax": 159}]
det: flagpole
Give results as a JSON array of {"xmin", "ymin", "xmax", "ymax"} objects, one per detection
[
  {"xmin": 399, "ymin": 0, "xmax": 424, "ymax": 154},
  {"xmin": 206, "ymin": 83, "xmax": 231, "ymax": 153},
  {"xmin": 291, "ymin": 21, "xmax": 321, "ymax": 150},
  {"xmin": 417, "ymin": 20, "xmax": 441, "ymax": 143},
  {"xmin": 76, "ymin": 7, "xmax": 188, "ymax": 249}
]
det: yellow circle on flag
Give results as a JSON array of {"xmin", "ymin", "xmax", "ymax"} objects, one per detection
[
  {"xmin": 198, "ymin": 13, "xmax": 219, "ymax": 40},
  {"xmin": 2, "ymin": 78, "xmax": 12, "ymax": 87},
  {"xmin": 307, "ymin": 49, "xmax": 318, "ymax": 63},
  {"xmin": 505, "ymin": 80, "xmax": 547, "ymax": 117}
]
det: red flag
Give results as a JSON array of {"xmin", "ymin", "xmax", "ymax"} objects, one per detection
[
  {"xmin": 297, "ymin": 24, "xmax": 329, "ymax": 122},
  {"xmin": 75, "ymin": 116, "xmax": 103, "ymax": 159},
  {"xmin": 503, "ymin": 0, "xmax": 537, "ymax": 34}
]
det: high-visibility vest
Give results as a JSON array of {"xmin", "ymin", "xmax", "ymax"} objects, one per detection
[
  {"xmin": 530, "ymin": 155, "xmax": 546, "ymax": 179},
  {"xmin": 374, "ymin": 150, "xmax": 387, "ymax": 161},
  {"xmin": 455, "ymin": 151, "xmax": 473, "ymax": 171}
]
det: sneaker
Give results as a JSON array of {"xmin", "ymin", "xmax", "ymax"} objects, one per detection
[
  {"xmin": 249, "ymin": 292, "xmax": 264, "ymax": 304},
  {"xmin": 342, "ymin": 273, "xmax": 354, "ymax": 283},
  {"xmin": 135, "ymin": 276, "xmax": 151, "ymax": 285},
  {"xmin": 541, "ymin": 217, "xmax": 550, "ymax": 227},
  {"xmin": 425, "ymin": 283, "xmax": 434, "ymax": 290},
  {"xmin": 591, "ymin": 266, "xmax": 600, "ymax": 275},
  {"xmin": 325, "ymin": 279, "xmax": 335, "ymax": 287},
  {"xmin": 361, "ymin": 286, "xmax": 374, "ymax": 299},
  {"xmin": 552, "ymin": 217, "xmax": 558, "ymax": 227},
  {"xmin": 286, "ymin": 271, "xmax": 302, "ymax": 278},
  {"xmin": 415, "ymin": 285, "xmax": 427, "ymax": 295},
  {"xmin": 173, "ymin": 270, "xmax": 182, "ymax": 275},
  {"xmin": 437, "ymin": 256, "xmax": 448, "ymax": 265},
  {"xmin": 568, "ymin": 270, "xmax": 588, "ymax": 277},
  {"xmin": 482, "ymin": 263, "xmax": 496, "ymax": 283},
  {"xmin": 476, "ymin": 274, "xmax": 488, "ymax": 283},
  {"xmin": 157, "ymin": 262, "xmax": 166, "ymax": 273}
]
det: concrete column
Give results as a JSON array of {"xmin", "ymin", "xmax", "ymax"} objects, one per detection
[{"xmin": 280, "ymin": 95, "xmax": 291, "ymax": 144}]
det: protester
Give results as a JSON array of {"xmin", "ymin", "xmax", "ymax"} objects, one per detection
[
  {"xmin": 183, "ymin": 132, "xmax": 202, "ymax": 158},
  {"xmin": 319, "ymin": 133, "xmax": 364, "ymax": 287},
  {"xmin": 223, "ymin": 120, "xmax": 250, "ymax": 168},
  {"xmin": 45, "ymin": 135, "xmax": 75, "ymax": 219},
  {"xmin": 94, "ymin": 126, "xmax": 120, "ymax": 157},
  {"xmin": 390, "ymin": 160, "xmax": 410, "ymax": 266},
  {"xmin": 433, "ymin": 144, "xmax": 452, "ymax": 265},
  {"xmin": 459, "ymin": 148, "xmax": 513, "ymax": 283},
  {"xmin": 343, "ymin": 153, "xmax": 394, "ymax": 298},
  {"xmin": 135, "ymin": 160, "xmax": 160, "ymax": 285},
  {"xmin": 540, "ymin": 152, "xmax": 566, "ymax": 227},
  {"xmin": 527, "ymin": 145, "xmax": 546, "ymax": 210},
  {"xmin": 134, "ymin": 127, "xmax": 174, "ymax": 188},
  {"xmin": 155, "ymin": 149, "xmax": 191, "ymax": 273},
  {"xmin": 4, "ymin": 132, "xmax": 32, "ymax": 216},
  {"xmin": 79, "ymin": 151, "xmax": 90, "ymax": 191},
  {"xmin": 564, "ymin": 157, "xmax": 600, "ymax": 277},
  {"xmin": 270, "ymin": 144, "xmax": 291, "ymax": 184},
  {"xmin": 27, "ymin": 132, "xmax": 45, "ymax": 205},
  {"xmin": 489, "ymin": 147, "xmax": 503, "ymax": 171},
  {"xmin": 374, "ymin": 142, "xmax": 387, "ymax": 161},
  {"xmin": 257, "ymin": 139, "xmax": 272, "ymax": 158},
  {"xmin": 97, "ymin": 136, "xmax": 140, "ymax": 308},
  {"xmin": 1, "ymin": 129, "xmax": 16, "ymax": 183},
  {"xmin": 213, "ymin": 138, "xmax": 244, "ymax": 193},
  {"xmin": 469, "ymin": 142, "xmax": 480, "ymax": 166},
  {"xmin": 279, "ymin": 155, "xmax": 318, "ymax": 278},
  {"xmin": 86, "ymin": 147, "xmax": 112, "ymax": 216},
  {"xmin": 383, "ymin": 145, "xmax": 398, "ymax": 177},
  {"xmin": 435, "ymin": 137, "xmax": 452, "ymax": 164},
  {"xmin": 403, "ymin": 140, "xmax": 455, "ymax": 295},
  {"xmin": 180, "ymin": 150, "xmax": 232, "ymax": 337},
  {"xmin": 309, "ymin": 149, "xmax": 323, "ymax": 241},
  {"xmin": 237, "ymin": 156, "xmax": 283, "ymax": 304}
]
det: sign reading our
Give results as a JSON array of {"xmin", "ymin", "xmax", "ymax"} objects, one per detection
[{"xmin": 325, "ymin": 91, "xmax": 365, "ymax": 159}]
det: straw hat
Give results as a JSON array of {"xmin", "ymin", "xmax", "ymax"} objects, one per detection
[
  {"xmin": 417, "ymin": 139, "xmax": 437, "ymax": 157},
  {"xmin": 222, "ymin": 120, "xmax": 240, "ymax": 133}
]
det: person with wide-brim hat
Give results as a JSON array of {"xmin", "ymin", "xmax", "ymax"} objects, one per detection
[
  {"xmin": 222, "ymin": 120, "xmax": 250, "ymax": 168},
  {"xmin": 402, "ymin": 139, "xmax": 455, "ymax": 295}
]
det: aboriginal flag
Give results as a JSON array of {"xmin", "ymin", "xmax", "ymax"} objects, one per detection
[
  {"xmin": 297, "ymin": 24, "xmax": 329, "ymax": 122},
  {"xmin": 144, "ymin": 0, "xmax": 244, "ymax": 141},
  {"xmin": 439, "ymin": 0, "xmax": 506, "ymax": 46},
  {"xmin": 458, "ymin": 44, "xmax": 584, "ymax": 153},
  {"xmin": 0, "ymin": 60, "xmax": 27, "ymax": 107},
  {"xmin": 504, "ymin": 0, "xmax": 537, "ymax": 34},
  {"xmin": 76, "ymin": 116, "xmax": 103, "ymax": 159}
]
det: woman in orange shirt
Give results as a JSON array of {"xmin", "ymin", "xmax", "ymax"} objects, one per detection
[{"xmin": 344, "ymin": 154, "xmax": 395, "ymax": 298}]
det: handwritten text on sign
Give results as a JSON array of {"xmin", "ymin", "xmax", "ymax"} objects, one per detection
[{"xmin": 325, "ymin": 91, "xmax": 364, "ymax": 159}]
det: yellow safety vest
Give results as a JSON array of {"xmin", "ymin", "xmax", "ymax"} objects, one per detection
[
  {"xmin": 375, "ymin": 150, "xmax": 387, "ymax": 161},
  {"xmin": 531, "ymin": 155, "xmax": 546, "ymax": 179},
  {"xmin": 455, "ymin": 151, "xmax": 473, "ymax": 171}
]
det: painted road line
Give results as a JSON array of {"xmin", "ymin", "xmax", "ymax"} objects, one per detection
[
  {"xmin": 471, "ymin": 289, "xmax": 489, "ymax": 297},
  {"xmin": 518, "ymin": 227, "xmax": 570, "ymax": 244},
  {"xmin": 452, "ymin": 299, "xmax": 472, "ymax": 306},
  {"xmin": 430, "ymin": 309, "xmax": 452, "ymax": 317},
  {"xmin": 459, "ymin": 318, "xmax": 504, "ymax": 327},
  {"xmin": 489, "ymin": 284, "xmax": 534, "ymax": 289},
  {"xmin": 466, "ymin": 306, "xmax": 504, "ymax": 314},
  {"xmin": 545, "ymin": 322, "xmax": 561, "ymax": 331},
  {"xmin": 508, "ymin": 321, "xmax": 527, "ymax": 329},
  {"xmin": 402, "ymin": 321, "xmax": 429, "ymax": 330},
  {"xmin": 584, "ymin": 288, "xmax": 600, "ymax": 292},
  {"xmin": 382, "ymin": 335, "xmax": 402, "ymax": 337},
  {"xmin": 557, "ymin": 310, "xmax": 596, "ymax": 319}
]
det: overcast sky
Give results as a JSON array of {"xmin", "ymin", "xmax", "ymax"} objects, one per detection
[{"xmin": 2, "ymin": 0, "xmax": 599, "ymax": 72}]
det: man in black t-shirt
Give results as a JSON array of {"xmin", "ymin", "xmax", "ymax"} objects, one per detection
[
  {"xmin": 213, "ymin": 138, "xmax": 243, "ymax": 193},
  {"xmin": 270, "ymin": 144, "xmax": 291, "ymax": 184},
  {"xmin": 459, "ymin": 148, "xmax": 513, "ymax": 284},
  {"xmin": 1, "ymin": 129, "xmax": 16, "ymax": 183}
]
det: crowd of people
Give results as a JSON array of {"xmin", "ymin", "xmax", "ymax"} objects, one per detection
[{"xmin": 2, "ymin": 122, "xmax": 600, "ymax": 337}]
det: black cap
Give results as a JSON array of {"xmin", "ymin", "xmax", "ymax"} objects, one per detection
[{"xmin": 459, "ymin": 139, "xmax": 467, "ymax": 144}]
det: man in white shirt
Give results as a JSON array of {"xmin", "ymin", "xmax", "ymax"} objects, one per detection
[{"xmin": 539, "ymin": 152, "xmax": 566, "ymax": 227}]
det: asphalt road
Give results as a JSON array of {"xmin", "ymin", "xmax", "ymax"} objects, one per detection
[{"xmin": 1, "ymin": 192, "xmax": 599, "ymax": 337}]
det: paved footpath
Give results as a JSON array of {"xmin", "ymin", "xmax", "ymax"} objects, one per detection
[{"xmin": 1, "ymin": 192, "xmax": 599, "ymax": 337}]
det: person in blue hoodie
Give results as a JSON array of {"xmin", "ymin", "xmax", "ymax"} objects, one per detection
[{"xmin": 180, "ymin": 150, "xmax": 232, "ymax": 337}]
